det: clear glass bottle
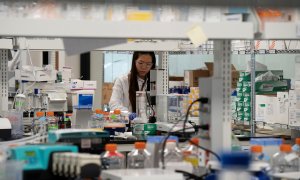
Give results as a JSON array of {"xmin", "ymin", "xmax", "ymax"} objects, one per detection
[
  {"xmin": 251, "ymin": 145, "xmax": 264, "ymax": 161},
  {"xmin": 100, "ymin": 144, "xmax": 125, "ymax": 169},
  {"xmin": 292, "ymin": 138, "xmax": 300, "ymax": 156},
  {"xmin": 272, "ymin": 144, "xmax": 299, "ymax": 173},
  {"xmin": 127, "ymin": 142, "xmax": 151, "ymax": 169},
  {"xmin": 47, "ymin": 112, "xmax": 58, "ymax": 131}
]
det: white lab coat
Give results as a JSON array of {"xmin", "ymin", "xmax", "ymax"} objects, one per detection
[{"xmin": 109, "ymin": 74, "xmax": 147, "ymax": 112}]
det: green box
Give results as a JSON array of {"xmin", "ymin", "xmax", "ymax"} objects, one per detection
[
  {"xmin": 243, "ymin": 81, "xmax": 251, "ymax": 87},
  {"xmin": 236, "ymin": 87, "xmax": 243, "ymax": 93},
  {"xmin": 237, "ymin": 91, "xmax": 243, "ymax": 97},
  {"xmin": 242, "ymin": 86, "xmax": 251, "ymax": 93},
  {"xmin": 237, "ymin": 102, "xmax": 244, "ymax": 107},
  {"xmin": 237, "ymin": 82, "xmax": 243, "ymax": 88},
  {"xmin": 239, "ymin": 70, "xmax": 283, "ymax": 82},
  {"xmin": 243, "ymin": 106, "xmax": 251, "ymax": 113},
  {"xmin": 243, "ymin": 96, "xmax": 251, "ymax": 103},
  {"xmin": 236, "ymin": 106, "xmax": 244, "ymax": 112},
  {"xmin": 255, "ymin": 80, "xmax": 289, "ymax": 94},
  {"xmin": 236, "ymin": 96, "xmax": 244, "ymax": 102}
]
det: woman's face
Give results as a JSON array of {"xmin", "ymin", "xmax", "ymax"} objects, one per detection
[{"xmin": 135, "ymin": 54, "xmax": 153, "ymax": 79}]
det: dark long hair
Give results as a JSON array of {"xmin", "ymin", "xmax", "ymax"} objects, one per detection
[{"xmin": 129, "ymin": 51, "xmax": 156, "ymax": 113}]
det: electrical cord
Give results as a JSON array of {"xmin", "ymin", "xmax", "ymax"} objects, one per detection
[{"xmin": 183, "ymin": 97, "xmax": 208, "ymax": 139}]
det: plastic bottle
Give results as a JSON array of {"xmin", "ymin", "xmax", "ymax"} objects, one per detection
[
  {"xmin": 101, "ymin": 144, "xmax": 125, "ymax": 169},
  {"xmin": 183, "ymin": 138, "xmax": 205, "ymax": 176},
  {"xmin": 65, "ymin": 114, "xmax": 72, "ymax": 129},
  {"xmin": 292, "ymin": 138, "xmax": 300, "ymax": 156},
  {"xmin": 218, "ymin": 152, "xmax": 252, "ymax": 180},
  {"xmin": 127, "ymin": 142, "xmax": 151, "ymax": 169},
  {"xmin": 251, "ymin": 145, "xmax": 264, "ymax": 161},
  {"xmin": 58, "ymin": 116, "xmax": 65, "ymax": 129},
  {"xmin": 89, "ymin": 109, "xmax": 104, "ymax": 129},
  {"xmin": 164, "ymin": 140, "xmax": 183, "ymax": 163},
  {"xmin": 32, "ymin": 111, "xmax": 44, "ymax": 134},
  {"xmin": 111, "ymin": 109, "xmax": 121, "ymax": 123},
  {"xmin": 47, "ymin": 112, "xmax": 58, "ymax": 131},
  {"xmin": 272, "ymin": 144, "xmax": 299, "ymax": 173}
]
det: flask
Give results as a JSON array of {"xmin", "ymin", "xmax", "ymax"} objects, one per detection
[
  {"xmin": 100, "ymin": 144, "xmax": 125, "ymax": 169},
  {"xmin": 127, "ymin": 142, "xmax": 151, "ymax": 169}
]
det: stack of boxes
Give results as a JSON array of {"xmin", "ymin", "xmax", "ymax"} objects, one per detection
[
  {"xmin": 188, "ymin": 87, "xmax": 200, "ymax": 117},
  {"xmin": 234, "ymin": 72, "xmax": 252, "ymax": 125}
]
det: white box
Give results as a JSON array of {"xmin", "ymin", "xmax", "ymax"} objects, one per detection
[
  {"xmin": 256, "ymin": 95, "xmax": 267, "ymax": 122},
  {"xmin": 289, "ymin": 108, "xmax": 300, "ymax": 126},
  {"xmin": 83, "ymin": 81, "xmax": 97, "ymax": 90},
  {"xmin": 289, "ymin": 90, "xmax": 297, "ymax": 108},
  {"xmin": 265, "ymin": 96, "xmax": 277, "ymax": 124},
  {"xmin": 70, "ymin": 79, "xmax": 84, "ymax": 90},
  {"xmin": 295, "ymin": 57, "xmax": 300, "ymax": 81},
  {"xmin": 275, "ymin": 92, "xmax": 289, "ymax": 125},
  {"xmin": 62, "ymin": 67, "xmax": 72, "ymax": 82}
]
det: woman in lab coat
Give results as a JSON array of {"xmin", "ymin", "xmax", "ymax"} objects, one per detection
[{"xmin": 109, "ymin": 51, "xmax": 156, "ymax": 113}]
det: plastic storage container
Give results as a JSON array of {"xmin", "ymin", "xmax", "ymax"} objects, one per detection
[
  {"xmin": 292, "ymin": 138, "xmax": 300, "ymax": 156},
  {"xmin": 272, "ymin": 144, "xmax": 299, "ymax": 173},
  {"xmin": 127, "ymin": 142, "xmax": 151, "ymax": 169},
  {"xmin": 3, "ymin": 110, "xmax": 23, "ymax": 139},
  {"xmin": 47, "ymin": 112, "xmax": 58, "ymax": 131},
  {"xmin": 101, "ymin": 144, "xmax": 125, "ymax": 169}
]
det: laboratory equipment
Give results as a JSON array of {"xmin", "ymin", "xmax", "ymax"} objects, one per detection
[
  {"xmin": 135, "ymin": 91, "xmax": 149, "ymax": 123},
  {"xmin": 0, "ymin": 117, "xmax": 12, "ymax": 140},
  {"xmin": 70, "ymin": 89, "xmax": 95, "ymax": 129},
  {"xmin": 101, "ymin": 168, "xmax": 183, "ymax": 180},
  {"xmin": 10, "ymin": 144, "xmax": 78, "ymax": 180},
  {"xmin": 48, "ymin": 129, "xmax": 110, "ymax": 153},
  {"xmin": 15, "ymin": 93, "xmax": 26, "ymax": 111},
  {"xmin": 101, "ymin": 144, "xmax": 125, "ymax": 169},
  {"xmin": 156, "ymin": 94, "xmax": 195, "ymax": 136},
  {"xmin": 250, "ymin": 138, "xmax": 283, "ymax": 162},
  {"xmin": 127, "ymin": 142, "xmax": 151, "ymax": 169}
]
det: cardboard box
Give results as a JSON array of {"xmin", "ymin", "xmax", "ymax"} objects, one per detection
[
  {"xmin": 204, "ymin": 62, "xmax": 239, "ymax": 88},
  {"xmin": 102, "ymin": 83, "xmax": 113, "ymax": 105},
  {"xmin": 184, "ymin": 62, "xmax": 239, "ymax": 88},
  {"xmin": 184, "ymin": 69, "xmax": 210, "ymax": 87}
]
